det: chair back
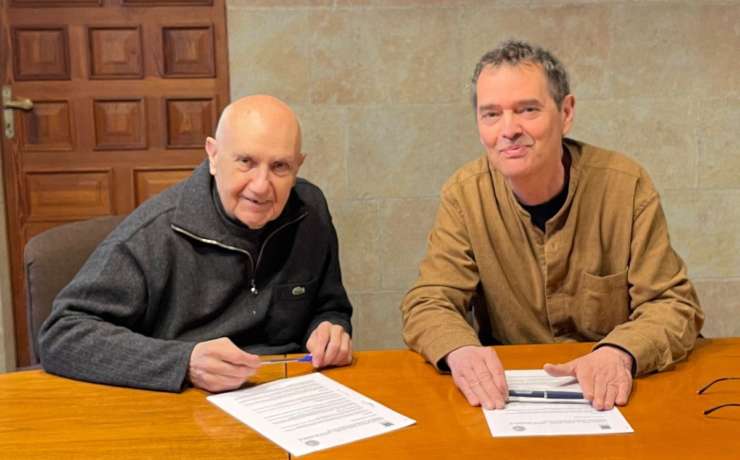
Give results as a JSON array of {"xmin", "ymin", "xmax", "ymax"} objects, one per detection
[{"xmin": 23, "ymin": 215, "xmax": 125, "ymax": 365}]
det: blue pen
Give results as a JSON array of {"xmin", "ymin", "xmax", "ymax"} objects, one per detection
[
  {"xmin": 261, "ymin": 354, "xmax": 313, "ymax": 365},
  {"xmin": 508, "ymin": 389, "xmax": 586, "ymax": 400}
]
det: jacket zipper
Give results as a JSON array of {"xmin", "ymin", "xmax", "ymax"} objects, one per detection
[{"xmin": 171, "ymin": 211, "xmax": 308, "ymax": 295}]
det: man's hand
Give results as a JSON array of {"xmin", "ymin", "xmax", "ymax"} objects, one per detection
[
  {"xmin": 306, "ymin": 321, "xmax": 352, "ymax": 368},
  {"xmin": 544, "ymin": 346, "xmax": 633, "ymax": 410},
  {"xmin": 188, "ymin": 337, "xmax": 261, "ymax": 392},
  {"xmin": 445, "ymin": 345, "xmax": 508, "ymax": 410}
]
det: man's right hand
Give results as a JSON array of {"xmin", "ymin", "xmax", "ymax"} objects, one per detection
[
  {"xmin": 188, "ymin": 337, "xmax": 261, "ymax": 392},
  {"xmin": 445, "ymin": 345, "xmax": 508, "ymax": 410}
]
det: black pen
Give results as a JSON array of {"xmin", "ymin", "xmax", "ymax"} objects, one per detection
[{"xmin": 507, "ymin": 389, "xmax": 586, "ymax": 401}]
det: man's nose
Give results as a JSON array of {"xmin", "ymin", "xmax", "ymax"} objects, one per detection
[
  {"xmin": 249, "ymin": 167, "xmax": 271, "ymax": 195},
  {"xmin": 500, "ymin": 111, "xmax": 522, "ymax": 139}
]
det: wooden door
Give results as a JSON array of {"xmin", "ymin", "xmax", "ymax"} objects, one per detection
[{"xmin": 1, "ymin": 0, "xmax": 230, "ymax": 367}]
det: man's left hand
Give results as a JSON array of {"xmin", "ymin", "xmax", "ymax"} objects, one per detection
[
  {"xmin": 306, "ymin": 321, "xmax": 352, "ymax": 368},
  {"xmin": 544, "ymin": 346, "xmax": 633, "ymax": 410}
]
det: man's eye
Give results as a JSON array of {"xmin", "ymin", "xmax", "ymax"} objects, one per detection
[
  {"xmin": 481, "ymin": 112, "xmax": 500, "ymax": 119},
  {"xmin": 273, "ymin": 162, "xmax": 290, "ymax": 173}
]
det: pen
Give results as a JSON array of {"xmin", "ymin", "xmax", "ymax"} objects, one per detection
[
  {"xmin": 261, "ymin": 354, "xmax": 313, "ymax": 365},
  {"xmin": 508, "ymin": 390, "xmax": 585, "ymax": 400}
]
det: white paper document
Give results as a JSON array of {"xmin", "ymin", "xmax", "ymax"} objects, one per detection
[
  {"xmin": 207, "ymin": 372, "xmax": 415, "ymax": 456},
  {"xmin": 484, "ymin": 370, "xmax": 634, "ymax": 437}
]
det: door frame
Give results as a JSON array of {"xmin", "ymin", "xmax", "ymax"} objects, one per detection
[
  {"xmin": 0, "ymin": 142, "xmax": 17, "ymax": 374},
  {"xmin": 0, "ymin": 0, "xmax": 18, "ymax": 373}
]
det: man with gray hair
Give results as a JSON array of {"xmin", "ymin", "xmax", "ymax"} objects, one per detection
[{"xmin": 401, "ymin": 40, "xmax": 703, "ymax": 411}]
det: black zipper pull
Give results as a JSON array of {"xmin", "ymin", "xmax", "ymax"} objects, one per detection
[{"xmin": 250, "ymin": 278, "xmax": 259, "ymax": 295}]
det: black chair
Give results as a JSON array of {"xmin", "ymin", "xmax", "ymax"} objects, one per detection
[{"xmin": 23, "ymin": 215, "xmax": 125, "ymax": 366}]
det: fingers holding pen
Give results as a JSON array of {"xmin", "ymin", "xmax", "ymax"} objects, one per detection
[
  {"xmin": 188, "ymin": 337, "xmax": 262, "ymax": 393},
  {"xmin": 306, "ymin": 321, "xmax": 353, "ymax": 368}
]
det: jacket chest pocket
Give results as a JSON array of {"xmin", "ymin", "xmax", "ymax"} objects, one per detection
[
  {"xmin": 575, "ymin": 269, "xmax": 630, "ymax": 339},
  {"xmin": 265, "ymin": 278, "xmax": 318, "ymax": 343}
]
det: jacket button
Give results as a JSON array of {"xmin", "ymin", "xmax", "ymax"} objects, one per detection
[{"xmin": 292, "ymin": 286, "xmax": 306, "ymax": 296}]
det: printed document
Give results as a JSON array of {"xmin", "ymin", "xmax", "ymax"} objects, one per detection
[
  {"xmin": 208, "ymin": 372, "xmax": 415, "ymax": 456},
  {"xmin": 484, "ymin": 369, "xmax": 634, "ymax": 437}
]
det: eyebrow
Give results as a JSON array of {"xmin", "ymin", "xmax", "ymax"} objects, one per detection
[
  {"xmin": 233, "ymin": 152, "xmax": 296, "ymax": 164},
  {"xmin": 516, "ymin": 99, "xmax": 544, "ymax": 107},
  {"xmin": 270, "ymin": 155, "xmax": 297, "ymax": 165},
  {"xmin": 478, "ymin": 99, "xmax": 544, "ymax": 112}
]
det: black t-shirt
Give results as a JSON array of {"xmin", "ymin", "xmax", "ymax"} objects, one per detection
[{"xmin": 519, "ymin": 152, "xmax": 571, "ymax": 232}]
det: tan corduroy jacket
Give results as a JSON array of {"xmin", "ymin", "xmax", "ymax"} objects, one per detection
[{"xmin": 401, "ymin": 139, "xmax": 703, "ymax": 376}]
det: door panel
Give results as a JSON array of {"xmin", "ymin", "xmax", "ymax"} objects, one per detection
[
  {"xmin": 133, "ymin": 167, "xmax": 193, "ymax": 206},
  {"xmin": 162, "ymin": 25, "xmax": 215, "ymax": 77},
  {"xmin": 12, "ymin": 26, "xmax": 70, "ymax": 80},
  {"xmin": 88, "ymin": 26, "xmax": 144, "ymax": 79},
  {"xmin": 165, "ymin": 97, "xmax": 217, "ymax": 148},
  {"xmin": 26, "ymin": 169, "xmax": 113, "ymax": 220},
  {"xmin": 93, "ymin": 98, "xmax": 148, "ymax": 150},
  {"xmin": 19, "ymin": 100, "xmax": 75, "ymax": 151},
  {"xmin": 2, "ymin": 0, "xmax": 230, "ymax": 366},
  {"xmin": 10, "ymin": 1, "xmax": 102, "ymax": 5}
]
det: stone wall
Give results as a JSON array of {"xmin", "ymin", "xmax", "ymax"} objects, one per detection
[{"xmin": 226, "ymin": 0, "xmax": 740, "ymax": 348}]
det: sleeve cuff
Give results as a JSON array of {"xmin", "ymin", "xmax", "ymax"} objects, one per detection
[
  {"xmin": 421, "ymin": 332, "xmax": 482, "ymax": 373},
  {"xmin": 595, "ymin": 329, "xmax": 662, "ymax": 377},
  {"xmin": 593, "ymin": 342, "xmax": 637, "ymax": 377}
]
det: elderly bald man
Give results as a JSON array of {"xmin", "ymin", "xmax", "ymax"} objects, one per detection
[{"xmin": 39, "ymin": 95, "xmax": 354, "ymax": 392}]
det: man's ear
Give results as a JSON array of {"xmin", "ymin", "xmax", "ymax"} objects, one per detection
[
  {"xmin": 295, "ymin": 152, "xmax": 306, "ymax": 171},
  {"xmin": 560, "ymin": 94, "xmax": 576, "ymax": 136},
  {"xmin": 205, "ymin": 136, "xmax": 218, "ymax": 175}
]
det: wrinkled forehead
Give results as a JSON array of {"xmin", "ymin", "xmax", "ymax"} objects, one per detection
[{"xmin": 221, "ymin": 111, "xmax": 301, "ymax": 156}]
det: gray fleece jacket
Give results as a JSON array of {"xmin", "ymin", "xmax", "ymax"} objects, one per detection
[{"xmin": 39, "ymin": 161, "xmax": 353, "ymax": 392}]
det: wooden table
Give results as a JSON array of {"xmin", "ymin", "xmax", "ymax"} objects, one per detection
[
  {"xmin": 1, "ymin": 339, "xmax": 739, "ymax": 459},
  {"xmin": 0, "ymin": 362, "xmax": 288, "ymax": 459},
  {"xmin": 285, "ymin": 338, "xmax": 740, "ymax": 460}
]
